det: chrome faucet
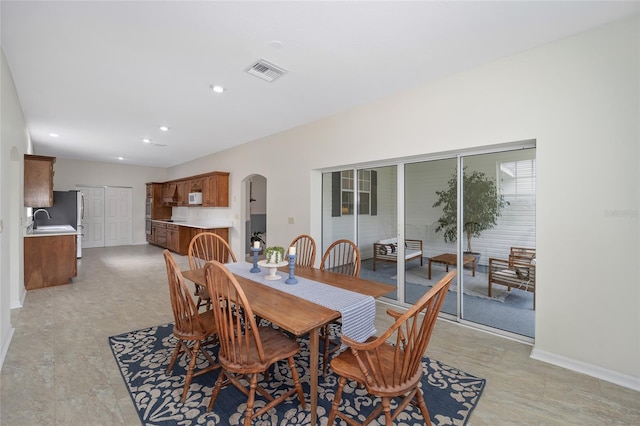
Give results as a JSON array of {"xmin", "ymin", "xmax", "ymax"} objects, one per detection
[{"xmin": 32, "ymin": 209, "xmax": 52, "ymax": 229}]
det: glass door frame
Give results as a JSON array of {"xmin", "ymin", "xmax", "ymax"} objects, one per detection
[{"xmin": 318, "ymin": 139, "xmax": 536, "ymax": 343}]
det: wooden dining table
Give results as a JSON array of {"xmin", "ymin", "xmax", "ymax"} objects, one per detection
[{"xmin": 182, "ymin": 264, "xmax": 394, "ymax": 425}]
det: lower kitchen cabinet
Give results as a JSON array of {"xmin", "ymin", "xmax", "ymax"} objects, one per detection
[
  {"xmin": 149, "ymin": 222, "xmax": 229, "ymax": 255},
  {"xmin": 24, "ymin": 235, "xmax": 77, "ymax": 290},
  {"xmin": 166, "ymin": 224, "xmax": 180, "ymax": 252},
  {"xmin": 153, "ymin": 222, "xmax": 167, "ymax": 247}
]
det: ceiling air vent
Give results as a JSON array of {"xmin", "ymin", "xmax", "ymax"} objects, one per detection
[{"xmin": 246, "ymin": 59, "xmax": 288, "ymax": 82}]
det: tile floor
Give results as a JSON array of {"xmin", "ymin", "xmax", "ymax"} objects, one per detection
[{"xmin": 1, "ymin": 244, "xmax": 638, "ymax": 425}]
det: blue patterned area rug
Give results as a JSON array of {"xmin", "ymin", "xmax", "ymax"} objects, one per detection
[{"xmin": 109, "ymin": 323, "xmax": 485, "ymax": 425}]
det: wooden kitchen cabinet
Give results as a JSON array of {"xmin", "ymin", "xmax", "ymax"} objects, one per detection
[
  {"xmin": 147, "ymin": 183, "xmax": 171, "ymax": 219},
  {"xmin": 24, "ymin": 154, "xmax": 56, "ymax": 207},
  {"xmin": 24, "ymin": 235, "xmax": 77, "ymax": 290},
  {"xmin": 166, "ymin": 223, "xmax": 179, "ymax": 252},
  {"xmin": 162, "ymin": 183, "xmax": 178, "ymax": 205},
  {"xmin": 190, "ymin": 178, "xmax": 203, "ymax": 192},
  {"xmin": 149, "ymin": 222, "xmax": 229, "ymax": 255},
  {"xmin": 176, "ymin": 181, "xmax": 191, "ymax": 206},
  {"xmin": 152, "ymin": 221, "xmax": 167, "ymax": 246},
  {"xmin": 202, "ymin": 172, "xmax": 229, "ymax": 207}
]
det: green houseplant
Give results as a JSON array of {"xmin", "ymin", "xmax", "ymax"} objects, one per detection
[
  {"xmin": 432, "ymin": 167, "xmax": 507, "ymax": 257},
  {"xmin": 264, "ymin": 246, "xmax": 285, "ymax": 264}
]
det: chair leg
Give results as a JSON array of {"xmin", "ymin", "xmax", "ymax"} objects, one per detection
[
  {"xmin": 287, "ymin": 356, "xmax": 306, "ymax": 409},
  {"xmin": 181, "ymin": 340, "xmax": 201, "ymax": 403},
  {"xmin": 382, "ymin": 397, "xmax": 393, "ymax": 425},
  {"xmin": 244, "ymin": 374, "xmax": 258, "ymax": 426},
  {"xmin": 207, "ymin": 369, "xmax": 227, "ymax": 412},
  {"xmin": 414, "ymin": 389, "xmax": 431, "ymax": 425},
  {"xmin": 327, "ymin": 376, "xmax": 347, "ymax": 425},
  {"xmin": 166, "ymin": 340, "xmax": 182, "ymax": 374}
]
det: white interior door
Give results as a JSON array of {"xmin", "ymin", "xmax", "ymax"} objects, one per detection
[
  {"xmin": 79, "ymin": 186, "xmax": 105, "ymax": 249},
  {"xmin": 77, "ymin": 185, "xmax": 132, "ymax": 248},
  {"xmin": 105, "ymin": 187, "xmax": 132, "ymax": 247}
]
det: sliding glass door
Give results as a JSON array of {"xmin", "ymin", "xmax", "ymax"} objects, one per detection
[
  {"xmin": 322, "ymin": 166, "xmax": 398, "ymax": 297},
  {"xmin": 321, "ymin": 144, "xmax": 536, "ymax": 340},
  {"xmin": 404, "ymin": 158, "xmax": 457, "ymax": 314},
  {"xmin": 460, "ymin": 150, "xmax": 536, "ymax": 336}
]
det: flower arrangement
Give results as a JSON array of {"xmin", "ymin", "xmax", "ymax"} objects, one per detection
[{"xmin": 264, "ymin": 246, "xmax": 285, "ymax": 264}]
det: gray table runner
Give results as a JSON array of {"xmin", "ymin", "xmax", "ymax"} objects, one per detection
[{"xmin": 225, "ymin": 262, "xmax": 376, "ymax": 343}]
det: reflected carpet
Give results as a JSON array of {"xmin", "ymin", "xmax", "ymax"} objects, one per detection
[
  {"xmin": 403, "ymin": 266, "xmax": 511, "ymax": 303},
  {"xmin": 109, "ymin": 323, "xmax": 485, "ymax": 425}
]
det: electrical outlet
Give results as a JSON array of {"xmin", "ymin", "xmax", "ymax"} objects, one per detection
[{"xmin": 288, "ymin": 217, "xmax": 294, "ymax": 224}]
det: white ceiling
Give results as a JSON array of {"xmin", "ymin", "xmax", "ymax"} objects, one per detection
[{"xmin": 2, "ymin": 1, "xmax": 639, "ymax": 168}]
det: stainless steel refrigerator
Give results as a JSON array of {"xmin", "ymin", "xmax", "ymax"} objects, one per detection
[{"xmin": 37, "ymin": 190, "xmax": 84, "ymax": 258}]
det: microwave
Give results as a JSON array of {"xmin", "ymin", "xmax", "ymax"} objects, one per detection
[{"xmin": 188, "ymin": 192, "xmax": 202, "ymax": 205}]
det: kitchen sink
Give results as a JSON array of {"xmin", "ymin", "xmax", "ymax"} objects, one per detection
[{"xmin": 31, "ymin": 224, "xmax": 76, "ymax": 234}]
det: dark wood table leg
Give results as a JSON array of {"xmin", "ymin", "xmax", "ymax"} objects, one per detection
[{"xmin": 309, "ymin": 328, "xmax": 319, "ymax": 425}]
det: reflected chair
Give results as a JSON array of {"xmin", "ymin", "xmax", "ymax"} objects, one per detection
[
  {"xmin": 203, "ymin": 260, "xmax": 306, "ymax": 425},
  {"xmin": 488, "ymin": 247, "xmax": 536, "ymax": 309},
  {"xmin": 319, "ymin": 239, "xmax": 361, "ymax": 375},
  {"xmin": 289, "ymin": 234, "xmax": 316, "ymax": 267},
  {"xmin": 188, "ymin": 232, "xmax": 237, "ymax": 311},
  {"xmin": 327, "ymin": 270, "xmax": 456, "ymax": 426},
  {"xmin": 163, "ymin": 250, "xmax": 220, "ymax": 403}
]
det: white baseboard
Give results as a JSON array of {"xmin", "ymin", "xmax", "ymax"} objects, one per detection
[
  {"xmin": 10, "ymin": 290, "xmax": 25, "ymax": 310},
  {"xmin": 531, "ymin": 348, "xmax": 640, "ymax": 392},
  {"xmin": 0, "ymin": 327, "xmax": 15, "ymax": 370}
]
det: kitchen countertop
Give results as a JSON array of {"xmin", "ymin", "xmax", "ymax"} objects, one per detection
[
  {"xmin": 25, "ymin": 224, "xmax": 79, "ymax": 237},
  {"xmin": 151, "ymin": 219, "xmax": 233, "ymax": 229}
]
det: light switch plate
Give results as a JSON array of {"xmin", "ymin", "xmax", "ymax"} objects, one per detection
[{"xmin": 288, "ymin": 217, "xmax": 294, "ymax": 224}]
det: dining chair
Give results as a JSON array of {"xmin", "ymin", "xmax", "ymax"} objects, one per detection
[
  {"xmin": 203, "ymin": 260, "xmax": 306, "ymax": 425},
  {"xmin": 289, "ymin": 234, "xmax": 316, "ymax": 267},
  {"xmin": 163, "ymin": 250, "xmax": 220, "ymax": 403},
  {"xmin": 319, "ymin": 238, "xmax": 361, "ymax": 375},
  {"xmin": 327, "ymin": 270, "xmax": 456, "ymax": 425},
  {"xmin": 320, "ymin": 238, "xmax": 361, "ymax": 277},
  {"xmin": 188, "ymin": 232, "xmax": 237, "ymax": 310}
]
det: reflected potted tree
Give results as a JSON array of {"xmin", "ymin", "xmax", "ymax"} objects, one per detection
[{"xmin": 432, "ymin": 167, "xmax": 507, "ymax": 263}]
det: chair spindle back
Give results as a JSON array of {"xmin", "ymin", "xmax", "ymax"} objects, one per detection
[
  {"xmin": 320, "ymin": 239, "xmax": 361, "ymax": 277},
  {"xmin": 164, "ymin": 250, "xmax": 207, "ymax": 337},
  {"xmin": 289, "ymin": 234, "xmax": 316, "ymax": 267},
  {"xmin": 355, "ymin": 270, "xmax": 455, "ymax": 393},
  {"xmin": 204, "ymin": 260, "xmax": 267, "ymax": 370},
  {"xmin": 188, "ymin": 232, "xmax": 237, "ymax": 270}
]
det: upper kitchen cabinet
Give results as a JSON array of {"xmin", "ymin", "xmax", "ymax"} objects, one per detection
[
  {"xmin": 146, "ymin": 183, "xmax": 171, "ymax": 219},
  {"xmin": 24, "ymin": 154, "xmax": 55, "ymax": 207},
  {"xmin": 202, "ymin": 172, "xmax": 229, "ymax": 207},
  {"xmin": 176, "ymin": 180, "xmax": 191, "ymax": 206},
  {"xmin": 190, "ymin": 178, "xmax": 203, "ymax": 192},
  {"xmin": 162, "ymin": 182, "xmax": 178, "ymax": 206}
]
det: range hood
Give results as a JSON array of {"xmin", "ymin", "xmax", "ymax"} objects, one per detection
[{"xmin": 162, "ymin": 185, "xmax": 178, "ymax": 205}]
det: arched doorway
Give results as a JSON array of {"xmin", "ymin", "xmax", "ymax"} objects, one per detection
[{"xmin": 243, "ymin": 174, "xmax": 266, "ymax": 257}]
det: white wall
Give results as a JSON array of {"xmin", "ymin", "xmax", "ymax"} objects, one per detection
[
  {"xmin": 0, "ymin": 49, "xmax": 30, "ymax": 366},
  {"xmin": 53, "ymin": 158, "xmax": 168, "ymax": 245},
  {"xmin": 168, "ymin": 17, "xmax": 639, "ymax": 386}
]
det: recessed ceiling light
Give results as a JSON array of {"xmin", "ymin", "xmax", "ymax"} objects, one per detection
[
  {"xmin": 211, "ymin": 85, "xmax": 225, "ymax": 94},
  {"xmin": 117, "ymin": 157, "xmax": 124, "ymax": 161},
  {"xmin": 49, "ymin": 133, "xmax": 59, "ymax": 138},
  {"xmin": 143, "ymin": 138, "xmax": 152, "ymax": 143},
  {"xmin": 159, "ymin": 126, "xmax": 169, "ymax": 132}
]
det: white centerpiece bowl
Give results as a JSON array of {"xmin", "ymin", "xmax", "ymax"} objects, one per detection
[{"xmin": 257, "ymin": 260, "xmax": 289, "ymax": 280}]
